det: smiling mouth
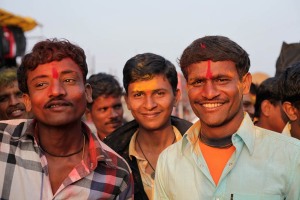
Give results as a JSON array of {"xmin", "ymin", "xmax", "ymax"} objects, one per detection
[
  {"xmin": 9, "ymin": 109, "xmax": 25, "ymax": 117},
  {"xmin": 142, "ymin": 113, "xmax": 160, "ymax": 118},
  {"xmin": 45, "ymin": 101, "xmax": 71, "ymax": 109},
  {"xmin": 202, "ymin": 103, "xmax": 223, "ymax": 108}
]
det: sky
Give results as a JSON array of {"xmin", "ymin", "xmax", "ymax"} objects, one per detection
[{"xmin": 2, "ymin": 0, "xmax": 300, "ymax": 82}]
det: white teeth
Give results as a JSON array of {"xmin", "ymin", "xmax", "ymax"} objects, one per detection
[
  {"xmin": 50, "ymin": 104, "xmax": 60, "ymax": 108},
  {"xmin": 202, "ymin": 103, "xmax": 222, "ymax": 108},
  {"xmin": 12, "ymin": 110, "xmax": 22, "ymax": 114}
]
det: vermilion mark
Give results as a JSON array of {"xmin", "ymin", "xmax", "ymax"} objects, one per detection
[
  {"xmin": 200, "ymin": 43, "xmax": 206, "ymax": 49},
  {"xmin": 52, "ymin": 67, "xmax": 58, "ymax": 79},
  {"xmin": 206, "ymin": 60, "xmax": 213, "ymax": 79}
]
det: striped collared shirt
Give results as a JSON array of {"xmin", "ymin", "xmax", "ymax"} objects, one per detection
[{"xmin": 0, "ymin": 119, "xmax": 133, "ymax": 200}]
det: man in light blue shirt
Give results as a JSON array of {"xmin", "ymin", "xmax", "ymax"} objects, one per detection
[{"xmin": 154, "ymin": 36, "xmax": 300, "ymax": 200}]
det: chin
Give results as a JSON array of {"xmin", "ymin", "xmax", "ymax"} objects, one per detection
[{"xmin": 202, "ymin": 119, "xmax": 227, "ymax": 128}]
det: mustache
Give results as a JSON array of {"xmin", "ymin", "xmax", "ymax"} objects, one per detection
[
  {"xmin": 44, "ymin": 97, "xmax": 73, "ymax": 109},
  {"xmin": 7, "ymin": 104, "xmax": 26, "ymax": 114},
  {"xmin": 105, "ymin": 118, "xmax": 122, "ymax": 125}
]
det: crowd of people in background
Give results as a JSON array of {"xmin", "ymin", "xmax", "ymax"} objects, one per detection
[{"xmin": 0, "ymin": 35, "xmax": 299, "ymax": 199}]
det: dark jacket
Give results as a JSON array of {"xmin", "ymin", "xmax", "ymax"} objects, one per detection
[{"xmin": 104, "ymin": 116, "xmax": 192, "ymax": 200}]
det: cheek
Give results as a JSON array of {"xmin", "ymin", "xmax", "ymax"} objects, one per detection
[
  {"xmin": 117, "ymin": 109, "xmax": 124, "ymax": 116},
  {"xmin": 74, "ymin": 90, "xmax": 88, "ymax": 102},
  {"xmin": 0, "ymin": 105, "xmax": 7, "ymax": 113},
  {"xmin": 126, "ymin": 99, "xmax": 140, "ymax": 110},
  {"xmin": 187, "ymin": 87, "xmax": 199, "ymax": 99},
  {"xmin": 91, "ymin": 111, "xmax": 104, "ymax": 121}
]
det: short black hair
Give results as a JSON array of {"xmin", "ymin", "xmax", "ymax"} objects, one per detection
[
  {"xmin": 87, "ymin": 72, "xmax": 123, "ymax": 109},
  {"xmin": 254, "ymin": 77, "xmax": 281, "ymax": 118},
  {"xmin": 179, "ymin": 35, "xmax": 250, "ymax": 80},
  {"xmin": 277, "ymin": 61, "xmax": 300, "ymax": 109}
]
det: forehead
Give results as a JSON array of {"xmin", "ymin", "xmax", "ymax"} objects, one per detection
[
  {"xmin": 187, "ymin": 60, "xmax": 238, "ymax": 78},
  {"xmin": 93, "ymin": 95, "xmax": 122, "ymax": 106},
  {"xmin": 128, "ymin": 74, "xmax": 172, "ymax": 92},
  {"xmin": 27, "ymin": 58, "xmax": 83, "ymax": 79}
]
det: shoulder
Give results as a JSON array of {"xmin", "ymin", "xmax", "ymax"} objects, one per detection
[
  {"xmin": 252, "ymin": 126, "xmax": 300, "ymax": 162},
  {"xmin": 104, "ymin": 120, "xmax": 138, "ymax": 152},
  {"xmin": 159, "ymin": 138, "xmax": 184, "ymax": 163},
  {"xmin": 93, "ymin": 140, "xmax": 134, "ymax": 198},
  {"xmin": 170, "ymin": 116, "xmax": 193, "ymax": 134},
  {"xmin": 98, "ymin": 139, "xmax": 132, "ymax": 173},
  {"xmin": 256, "ymin": 126, "xmax": 300, "ymax": 148},
  {"xmin": 0, "ymin": 119, "xmax": 32, "ymax": 137}
]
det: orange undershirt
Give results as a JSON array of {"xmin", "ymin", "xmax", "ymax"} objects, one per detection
[{"xmin": 199, "ymin": 141, "xmax": 235, "ymax": 185}]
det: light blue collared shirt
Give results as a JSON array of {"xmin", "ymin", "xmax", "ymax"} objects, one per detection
[{"xmin": 154, "ymin": 114, "xmax": 300, "ymax": 200}]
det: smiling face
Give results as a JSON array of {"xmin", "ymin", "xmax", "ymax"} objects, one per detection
[
  {"xmin": 125, "ymin": 74, "xmax": 180, "ymax": 131},
  {"xmin": 186, "ymin": 60, "xmax": 251, "ymax": 136},
  {"xmin": 90, "ymin": 95, "xmax": 123, "ymax": 139},
  {"xmin": 24, "ymin": 58, "xmax": 92, "ymax": 126},
  {"xmin": 0, "ymin": 81, "xmax": 28, "ymax": 120}
]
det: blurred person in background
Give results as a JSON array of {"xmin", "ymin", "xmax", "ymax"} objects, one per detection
[
  {"xmin": 0, "ymin": 67, "xmax": 31, "ymax": 120},
  {"xmin": 277, "ymin": 61, "xmax": 300, "ymax": 139},
  {"xmin": 86, "ymin": 72, "xmax": 124, "ymax": 140},
  {"xmin": 242, "ymin": 82, "xmax": 257, "ymax": 120},
  {"xmin": 254, "ymin": 77, "xmax": 289, "ymax": 133}
]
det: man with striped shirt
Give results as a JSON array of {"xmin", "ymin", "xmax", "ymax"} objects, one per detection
[{"xmin": 0, "ymin": 39, "xmax": 133, "ymax": 199}]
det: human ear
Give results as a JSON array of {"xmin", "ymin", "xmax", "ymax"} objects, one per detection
[
  {"xmin": 23, "ymin": 94, "xmax": 32, "ymax": 112},
  {"xmin": 242, "ymin": 72, "xmax": 252, "ymax": 95},
  {"xmin": 282, "ymin": 102, "xmax": 297, "ymax": 121},
  {"xmin": 173, "ymin": 89, "xmax": 181, "ymax": 107},
  {"xmin": 261, "ymin": 100, "xmax": 271, "ymax": 117},
  {"xmin": 85, "ymin": 83, "xmax": 93, "ymax": 103},
  {"xmin": 124, "ymin": 94, "xmax": 131, "ymax": 110}
]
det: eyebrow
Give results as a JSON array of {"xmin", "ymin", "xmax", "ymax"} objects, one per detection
[
  {"xmin": 131, "ymin": 88, "xmax": 167, "ymax": 92},
  {"xmin": 30, "ymin": 70, "xmax": 78, "ymax": 82}
]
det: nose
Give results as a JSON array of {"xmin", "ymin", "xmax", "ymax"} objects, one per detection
[
  {"xmin": 48, "ymin": 80, "xmax": 66, "ymax": 97},
  {"xmin": 201, "ymin": 81, "xmax": 220, "ymax": 100},
  {"xmin": 144, "ymin": 96, "xmax": 157, "ymax": 110},
  {"xmin": 9, "ymin": 95, "xmax": 20, "ymax": 106},
  {"xmin": 109, "ymin": 108, "xmax": 119, "ymax": 118}
]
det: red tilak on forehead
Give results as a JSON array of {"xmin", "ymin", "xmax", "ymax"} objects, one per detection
[
  {"xmin": 200, "ymin": 43, "xmax": 206, "ymax": 49},
  {"xmin": 52, "ymin": 67, "xmax": 58, "ymax": 79},
  {"xmin": 206, "ymin": 60, "xmax": 213, "ymax": 79}
]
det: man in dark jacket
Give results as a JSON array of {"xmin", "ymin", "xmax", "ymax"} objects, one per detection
[{"xmin": 104, "ymin": 53, "xmax": 192, "ymax": 200}]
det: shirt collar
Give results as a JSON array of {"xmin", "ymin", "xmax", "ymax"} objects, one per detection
[
  {"xmin": 83, "ymin": 122, "xmax": 118, "ymax": 170},
  {"xmin": 282, "ymin": 122, "xmax": 291, "ymax": 136},
  {"xmin": 234, "ymin": 113, "xmax": 255, "ymax": 155},
  {"xmin": 181, "ymin": 113, "xmax": 255, "ymax": 155},
  {"xmin": 128, "ymin": 130, "xmax": 139, "ymax": 160},
  {"xmin": 129, "ymin": 126, "xmax": 183, "ymax": 160},
  {"xmin": 181, "ymin": 121, "xmax": 201, "ymax": 156}
]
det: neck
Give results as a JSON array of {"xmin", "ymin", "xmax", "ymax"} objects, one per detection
[
  {"xmin": 36, "ymin": 121, "xmax": 84, "ymax": 155},
  {"xmin": 199, "ymin": 131, "xmax": 233, "ymax": 148},
  {"xmin": 137, "ymin": 125, "xmax": 176, "ymax": 149},
  {"xmin": 200, "ymin": 110, "xmax": 244, "ymax": 139},
  {"xmin": 255, "ymin": 119, "xmax": 268, "ymax": 129},
  {"xmin": 97, "ymin": 131, "xmax": 109, "ymax": 141}
]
